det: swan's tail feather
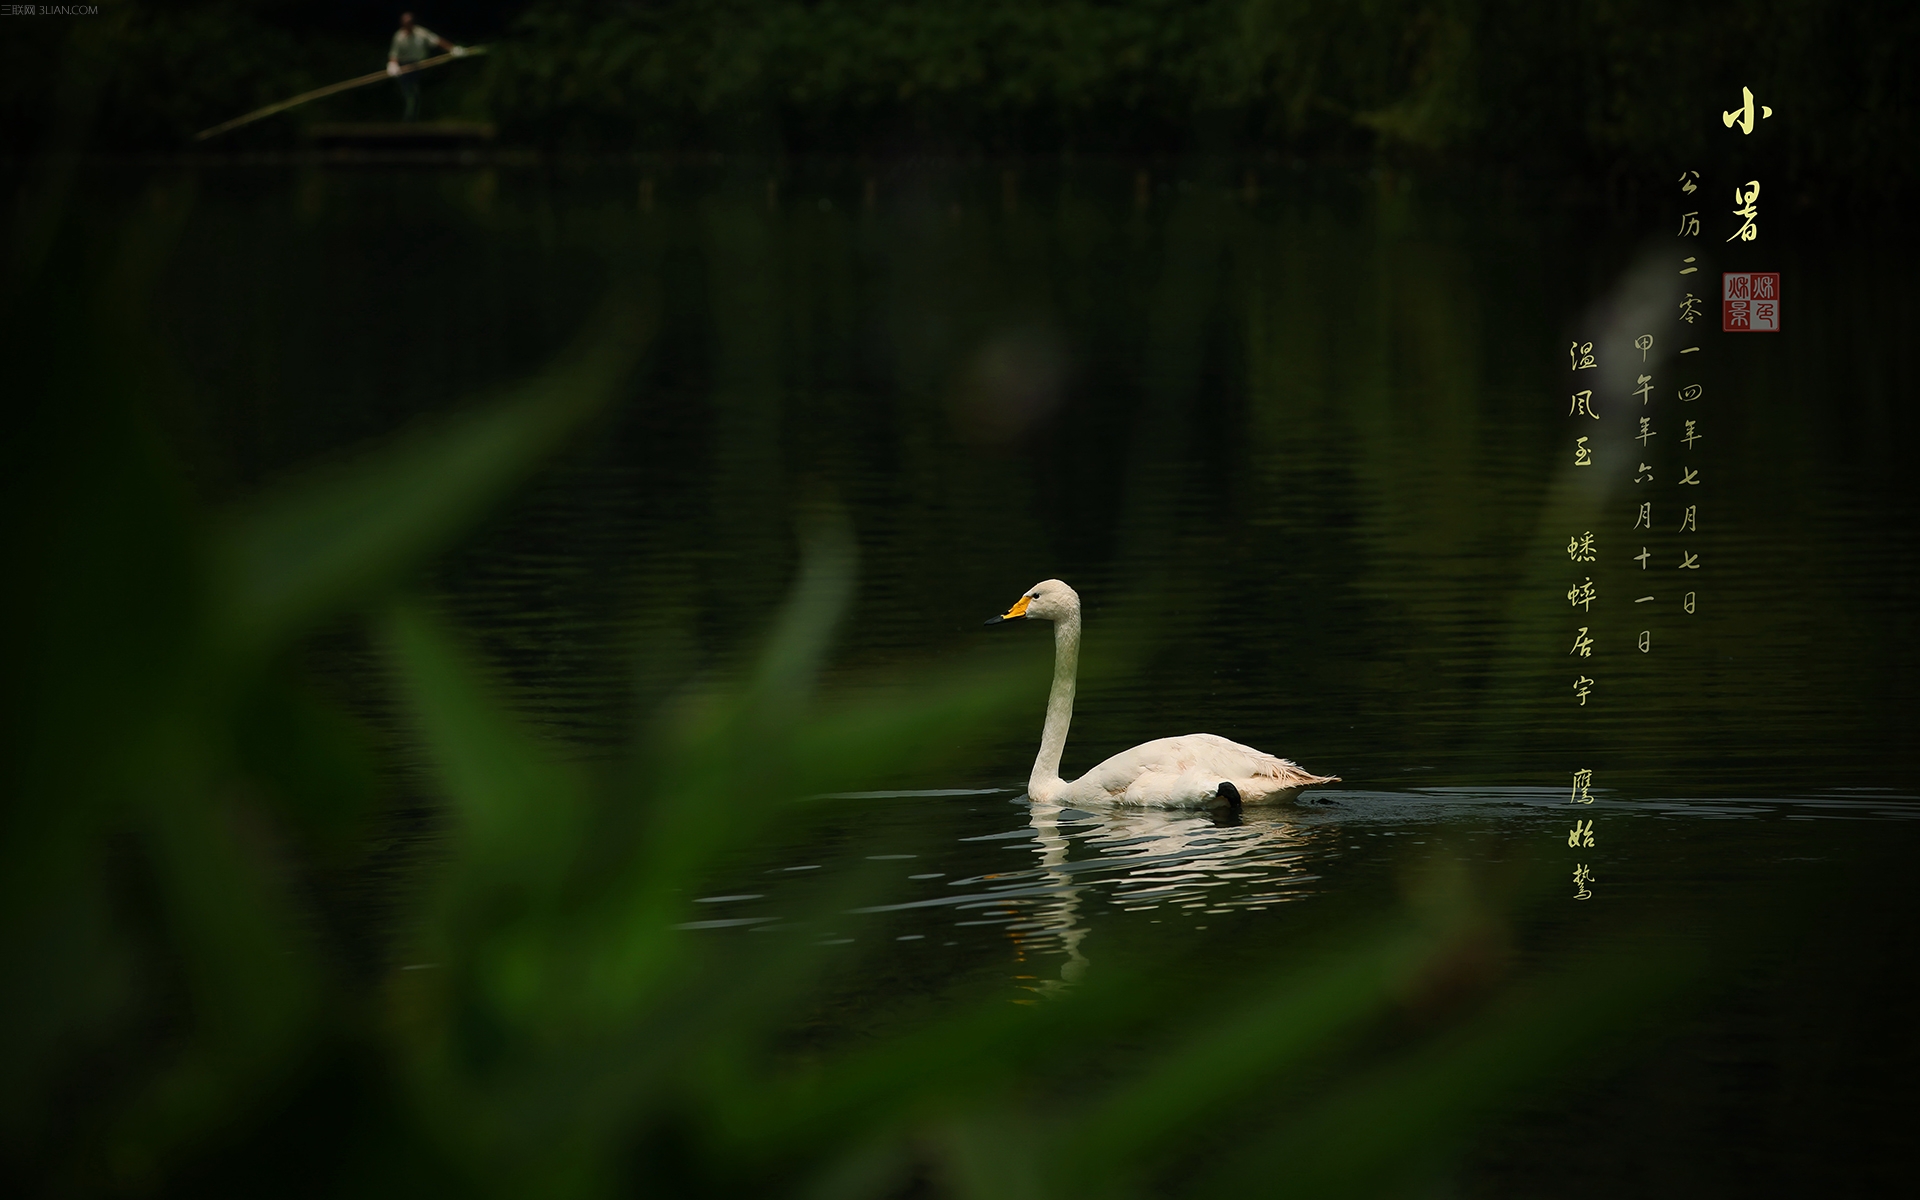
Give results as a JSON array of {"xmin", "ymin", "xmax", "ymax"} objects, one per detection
[{"xmin": 1257, "ymin": 757, "xmax": 1340, "ymax": 787}]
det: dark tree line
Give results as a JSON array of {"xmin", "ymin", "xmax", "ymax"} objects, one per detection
[{"xmin": 4, "ymin": 0, "xmax": 1911, "ymax": 185}]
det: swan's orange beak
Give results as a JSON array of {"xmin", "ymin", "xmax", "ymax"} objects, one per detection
[{"xmin": 984, "ymin": 595, "xmax": 1031, "ymax": 624}]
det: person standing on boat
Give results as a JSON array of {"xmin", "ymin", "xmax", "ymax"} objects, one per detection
[{"xmin": 386, "ymin": 12, "xmax": 461, "ymax": 120}]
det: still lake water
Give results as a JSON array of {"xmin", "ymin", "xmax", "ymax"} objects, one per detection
[{"xmin": 116, "ymin": 157, "xmax": 1920, "ymax": 1190}]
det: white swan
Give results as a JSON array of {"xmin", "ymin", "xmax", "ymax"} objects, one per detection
[{"xmin": 987, "ymin": 579, "xmax": 1338, "ymax": 808}]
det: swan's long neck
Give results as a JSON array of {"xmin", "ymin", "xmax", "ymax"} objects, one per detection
[{"xmin": 1029, "ymin": 611, "xmax": 1080, "ymax": 801}]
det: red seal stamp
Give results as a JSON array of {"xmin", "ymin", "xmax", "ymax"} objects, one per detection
[{"xmin": 1723, "ymin": 272, "xmax": 1780, "ymax": 332}]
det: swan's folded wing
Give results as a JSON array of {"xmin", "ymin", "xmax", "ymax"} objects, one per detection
[
  {"xmin": 1118, "ymin": 770, "xmax": 1213, "ymax": 806},
  {"xmin": 1073, "ymin": 734, "xmax": 1337, "ymax": 802},
  {"xmin": 1187, "ymin": 732, "xmax": 1339, "ymax": 787},
  {"xmin": 1069, "ymin": 737, "xmax": 1191, "ymax": 796},
  {"xmin": 1076, "ymin": 735, "xmax": 1258, "ymax": 794}
]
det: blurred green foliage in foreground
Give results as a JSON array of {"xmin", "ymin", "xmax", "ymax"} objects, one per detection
[{"xmin": 0, "ymin": 212, "xmax": 1704, "ymax": 1199}]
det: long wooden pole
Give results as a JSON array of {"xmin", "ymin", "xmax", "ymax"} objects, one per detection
[{"xmin": 194, "ymin": 46, "xmax": 490, "ymax": 142}]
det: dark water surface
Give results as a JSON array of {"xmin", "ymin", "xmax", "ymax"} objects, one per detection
[{"xmin": 102, "ymin": 158, "xmax": 1920, "ymax": 1190}]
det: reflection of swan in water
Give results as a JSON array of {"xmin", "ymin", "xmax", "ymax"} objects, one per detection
[
  {"xmin": 986, "ymin": 580, "xmax": 1338, "ymax": 808},
  {"xmin": 1012, "ymin": 802, "xmax": 1090, "ymax": 997},
  {"xmin": 1007, "ymin": 801, "xmax": 1327, "ymax": 995}
]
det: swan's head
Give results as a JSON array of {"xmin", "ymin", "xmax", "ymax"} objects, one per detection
[{"xmin": 985, "ymin": 578, "xmax": 1079, "ymax": 624}]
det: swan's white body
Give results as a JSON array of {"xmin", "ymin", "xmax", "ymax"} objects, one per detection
[{"xmin": 990, "ymin": 580, "xmax": 1338, "ymax": 808}]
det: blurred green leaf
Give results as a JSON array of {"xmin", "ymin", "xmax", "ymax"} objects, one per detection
[
  {"xmin": 1192, "ymin": 933, "xmax": 1706, "ymax": 1198},
  {"xmin": 231, "ymin": 677, "xmax": 382, "ymax": 862},
  {"xmin": 218, "ymin": 304, "xmax": 649, "ymax": 660},
  {"xmin": 382, "ymin": 599, "xmax": 590, "ymax": 899}
]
